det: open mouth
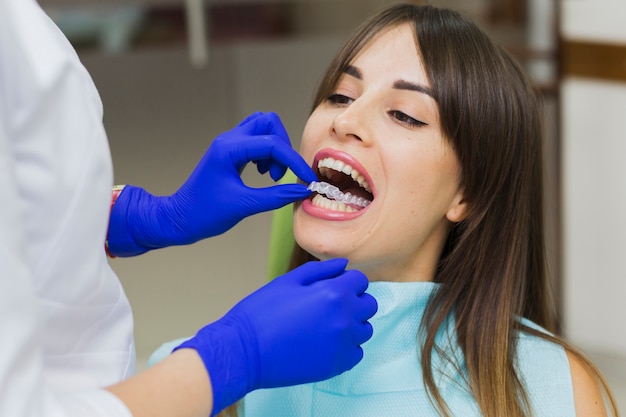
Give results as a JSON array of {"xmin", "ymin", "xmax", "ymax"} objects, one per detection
[{"xmin": 308, "ymin": 154, "xmax": 374, "ymax": 213}]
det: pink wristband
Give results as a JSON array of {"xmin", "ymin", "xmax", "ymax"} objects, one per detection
[{"xmin": 105, "ymin": 185, "xmax": 126, "ymax": 258}]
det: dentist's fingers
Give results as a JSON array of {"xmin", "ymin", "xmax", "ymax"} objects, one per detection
[{"xmin": 231, "ymin": 135, "xmax": 316, "ymax": 184}]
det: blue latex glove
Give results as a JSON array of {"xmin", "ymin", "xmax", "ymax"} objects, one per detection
[
  {"xmin": 174, "ymin": 258, "xmax": 378, "ymax": 416},
  {"xmin": 107, "ymin": 112, "xmax": 316, "ymax": 256}
]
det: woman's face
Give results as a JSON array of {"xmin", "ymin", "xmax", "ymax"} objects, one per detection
[{"xmin": 294, "ymin": 23, "xmax": 466, "ymax": 282}]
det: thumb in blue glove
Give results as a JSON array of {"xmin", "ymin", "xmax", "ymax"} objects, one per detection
[
  {"xmin": 174, "ymin": 258, "xmax": 378, "ymax": 416},
  {"xmin": 107, "ymin": 112, "xmax": 317, "ymax": 256}
]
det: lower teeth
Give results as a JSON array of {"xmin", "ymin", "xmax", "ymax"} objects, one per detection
[{"xmin": 307, "ymin": 181, "xmax": 371, "ymax": 208}]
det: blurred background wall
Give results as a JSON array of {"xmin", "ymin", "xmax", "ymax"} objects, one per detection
[
  {"xmin": 560, "ymin": 0, "xmax": 626, "ymax": 409},
  {"xmin": 38, "ymin": 0, "xmax": 625, "ymax": 409}
]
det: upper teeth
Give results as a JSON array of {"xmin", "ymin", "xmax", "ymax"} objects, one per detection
[
  {"xmin": 307, "ymin": 181, "xmax": 371, "ymax": 208},
  {"xmin": 317, "ymin": 157, "xmax": 371, "ymax": 193}
]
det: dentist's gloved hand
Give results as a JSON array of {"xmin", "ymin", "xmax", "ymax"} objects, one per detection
[
  {"xmin": 174, "ymin": 258, "xmax": 378, "ymax": 417},
  {"xmin": 107, "ymin": 112, "xmax": 316, "ymax": 257}
]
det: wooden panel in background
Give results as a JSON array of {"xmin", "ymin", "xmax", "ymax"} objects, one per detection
[{"xmin": 561, "ymin": 40, "xmax": 626, "ymax": 82}]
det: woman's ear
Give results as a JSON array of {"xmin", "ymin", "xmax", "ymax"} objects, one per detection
[{"xmin": 445, "ymin": 191, "xmax": 468, "ymax": 223}]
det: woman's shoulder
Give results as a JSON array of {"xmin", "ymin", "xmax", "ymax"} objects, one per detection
[
  {"xmin": 514, "ymin": 318, "xmax": 569, "ymax": 377},
  {"xmin": 514, "ymin": 318, "xmax": 577, "ymax": 416},
  {"xmin": 566, "ymin": 350, "xmax": 610, "ymax": 416},
  {"xmin": 514, "ymin": 318, "xmax": 611, "ymax": 416}
]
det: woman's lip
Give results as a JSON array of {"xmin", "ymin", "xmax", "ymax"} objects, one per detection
[
  {"xmin": 312, "ymin": 148, "xmax": 375, "ymax": 196},
  {"xmin": 302, "ymin": 148, "xmax": 374, "ymax": 221},
  {"xmin": 301, "ymin": 198, "xmax": 368, "ymax": 220}
]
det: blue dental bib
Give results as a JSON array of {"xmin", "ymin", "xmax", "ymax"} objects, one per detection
[{"xmin": 242, "ymin": 281, "xmax": 575, "ymax": 417}]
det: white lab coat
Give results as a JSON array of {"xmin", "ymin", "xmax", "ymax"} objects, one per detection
[{"xmin": 0, "ymin": 0, "xmax": 135, "ymax": 415}]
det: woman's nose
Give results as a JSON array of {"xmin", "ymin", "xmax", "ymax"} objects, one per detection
[{"xmin": 331, "ymin": 101, "xmax": 372, "ymax": 145}]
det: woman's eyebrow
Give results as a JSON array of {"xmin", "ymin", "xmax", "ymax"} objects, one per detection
[
  {"xmin": 393, "ymin": 80, "xmax": 434, "ymax": 97},
  {"xmin": 344, "ymin": 65, "xmax": 362, "ymax": 79}
]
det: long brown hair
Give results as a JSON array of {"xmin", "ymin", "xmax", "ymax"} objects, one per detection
[{"xmin": 286, "ymin": 4, "xmax": 617, "ymax": 417}]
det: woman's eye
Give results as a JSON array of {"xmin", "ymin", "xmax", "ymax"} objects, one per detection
[
  {"xmin": 389, "ymin": 110, "xmax": 427, "ymax": 127},
  {"xmin": 327, "ymin": 93, "xmax": 353, "ymax": 105}
]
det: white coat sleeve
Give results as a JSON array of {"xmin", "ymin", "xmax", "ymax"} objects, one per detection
[
  {"xmin": 0, "ymin": 0, "xmax": 135, "ymax": 415},
  {"xmin": 0, "ymin": 113, "xmax": 46, "ymax": 416},
  {"xmin": 0, "ymin": 99, "xmax": 133, "ymax": 417}
]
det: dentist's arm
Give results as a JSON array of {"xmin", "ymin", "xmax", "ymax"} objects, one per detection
[
  {"xmin": 107, "ymin": 259, "xmax": 378, "ymax": 417},
  {"xmin": 106, "ymin": 112, "xmax": 316, "ymax": 257},
  {"xmin": 108, "ymin": 349, "xmax": 214, "ymax": 417}
]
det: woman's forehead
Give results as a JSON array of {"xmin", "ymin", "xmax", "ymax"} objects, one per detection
[{"xmin": 346, "ymin": 24, "xmax": 430, "ymax": 88}]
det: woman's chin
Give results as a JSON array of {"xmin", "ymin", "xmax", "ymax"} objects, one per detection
[
  {"xmin": 295, "ymin": 241, "xmax": 346, "ymax": 261},
  {"xmin": 293, "ymin": 205, "xmax": 366, "ymax": 263}
]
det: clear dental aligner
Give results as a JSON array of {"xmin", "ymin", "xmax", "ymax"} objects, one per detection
[{"xmin": 308, "ymin": 181, "xmax": 371, "ymax": 208}]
